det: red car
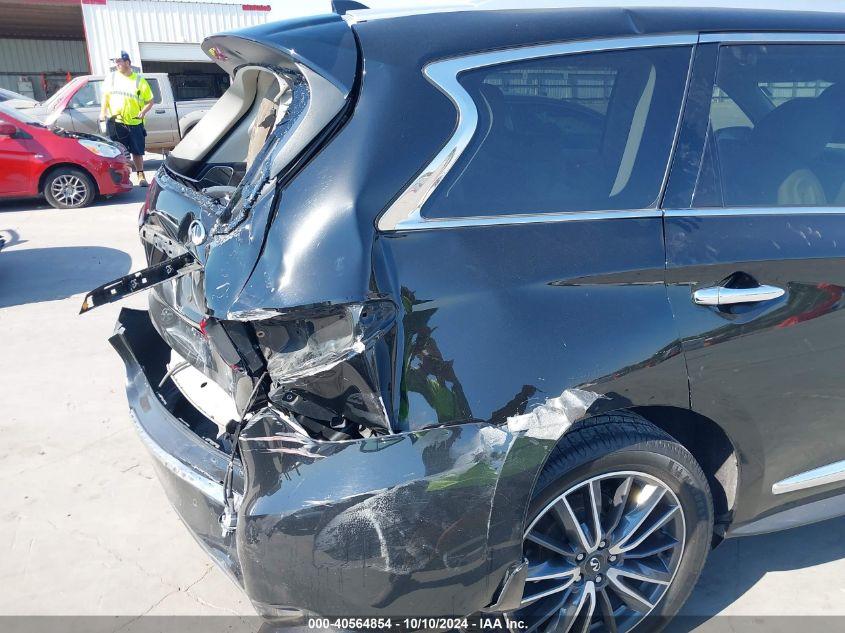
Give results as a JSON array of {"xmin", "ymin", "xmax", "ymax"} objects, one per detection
[{"xmin": 0, "ymin": 103, "xmax": 132, "ymax": 208}]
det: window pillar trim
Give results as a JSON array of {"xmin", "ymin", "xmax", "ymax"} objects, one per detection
[{"xmin": 376, "ymin": 33, "xmax": 698, "ymax": 232}]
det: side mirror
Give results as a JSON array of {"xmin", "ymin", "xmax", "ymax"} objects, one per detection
[{"xmin": 0, "ymin": 123, "xmax": 18, "ymax": 137}]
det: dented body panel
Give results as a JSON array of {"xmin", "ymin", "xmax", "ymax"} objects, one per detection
[
  {"xmin": 109, "ymin": 7, "xmax": 696, "ymax": 618},
  {"xmin": 111, "ymin": 310, "xmax": 244, "ymax": 583},
  {"xmin": 98, "ymin": 4, "xmax": 845, "ymax": 622},
  {"xmin": 114, "ymin": 307, "xmax": 660, "ymax": 618}
]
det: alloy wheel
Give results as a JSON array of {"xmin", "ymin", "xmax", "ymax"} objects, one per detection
[
  {"xmin": 518, "ymin": 471, "xmax": 686, "ymax": 633},
  {"xmin": 50, "ymin": 174, "xmax": 87, "ymax": 207}
]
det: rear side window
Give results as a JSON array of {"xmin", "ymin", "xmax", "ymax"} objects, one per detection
[
  {"xmin": 693, "ymin": 44, "xmax": 845, "ymax": 208},
  {"xmin": 422, "ymin": 46, "xmax": 692, "ymax": 219},
  {"xmin": 171, "ymin": 74, "xmax": 228, "ymax": 101}
]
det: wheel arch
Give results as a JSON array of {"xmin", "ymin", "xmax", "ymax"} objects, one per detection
[
  {"xmin": 629, "ymin": 405, "xmax": 739, "ymax": 534},
  {"xmin": 38, "ymin": 162, "xmax": 99, "ymax": 197},
  {"xmin": 521, "ymin": 406, "xmax": 740, "ymax": 541}
]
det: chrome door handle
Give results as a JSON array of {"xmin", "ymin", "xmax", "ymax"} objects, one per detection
[{"xmin": 693, "ymin": 284, "xmax": 785, "ymax": 306}]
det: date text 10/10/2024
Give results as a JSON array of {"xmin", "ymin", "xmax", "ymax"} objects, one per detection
[{"xmin": 307, "ymin": 617, "xmax": 528, "ymax": 630}]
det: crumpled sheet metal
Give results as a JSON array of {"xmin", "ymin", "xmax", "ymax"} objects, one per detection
[
  {"xmin": 260, "ymin": 301, "xmax": 398, "ymax": 437},
  {"xmin": 154, "ymin": 169, "xmax": 228, "ymax": 223},
  {"xmin": 506, "ymin": 388, "xmax": 602, "ymax": 439},
  {"xmin": 148, "ymin": 292, "xmax": 250, "ymax": 399},
  {"xmin": 213, "ymin": 71, "xmax": 308, "ymax": 238},
  {"xmin": 234, "ymin": 387, "xmax": 601, "ymax": 617}
]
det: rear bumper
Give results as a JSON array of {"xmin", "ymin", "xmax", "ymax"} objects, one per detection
[
  {"xmin": 110, "ymin": 309, "xmax": 243, "ymax": 586},
  {"xmin": 111, "ymin": 308, "xmax": 557, "ymax": 620}
]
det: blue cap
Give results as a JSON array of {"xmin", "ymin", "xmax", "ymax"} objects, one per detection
[{"xmin": 111, "ymin": 50, "xmax": 131, "ymax": 62}]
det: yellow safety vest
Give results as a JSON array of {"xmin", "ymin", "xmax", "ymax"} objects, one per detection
[{"xmin": 105, "ymin": 71, "xmax": 152, "ymax": 126}]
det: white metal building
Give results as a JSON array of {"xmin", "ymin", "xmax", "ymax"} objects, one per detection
[
  {"xmin": 0, "ymin": 37, "xmax": 89, "ymax": 97},
  {"xmin": 0, "ymin": 0, "xmax": 277, "ymax": 100},
  {"xmin": 81, "ymin": 0, "xmax": 271, "ymax": 75}
]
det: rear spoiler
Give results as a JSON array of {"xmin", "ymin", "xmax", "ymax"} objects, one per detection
[
  {"xmin": 167, "ymin": 13, "xmax": 358, "ymax": 179},
  {"xmin": 201, "ymin": 13, "xmax": 357, "ymax": 97},
  {"xmin": 331, "ymin": 1, "xmax": 368, "ymax": 15}
]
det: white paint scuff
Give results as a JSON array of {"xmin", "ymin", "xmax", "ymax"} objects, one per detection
[{"xmin": 506, "ymin": 388, "xmax": 603, "ymax": 440}]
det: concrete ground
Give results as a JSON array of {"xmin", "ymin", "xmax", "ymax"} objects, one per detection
[{"xmin": 1, "ymin": 164, "xmax": 844, "ymax": 628}]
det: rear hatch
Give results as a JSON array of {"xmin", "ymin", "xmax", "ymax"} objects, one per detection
[
  {"xmin": 153, "ymin": 13, "xmax": 357, "ymax": 312},
  {"xmin": 83, "ymin": 15, "xmax": 359, "ymax": 416}
]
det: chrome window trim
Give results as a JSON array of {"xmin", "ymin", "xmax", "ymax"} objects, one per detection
[
  {"xmin": 377, "ymin": 33, "xmax": 698, "ymax": 232},
  {"xmin": 665, "ymin": 207, "xmax": 845, "ymax": 218},
  {"xmin": 672, "ymin": 31, "xmax": 845, "ymax": 218},
  {"xmin": 772, "ymin": 459, "xmax": 845, "ymax": 495},
  {"xmin": 383, "ymin": 208, "xmax": 662, "ymax": 231},
  {"xmin": 699, "ymin": 32, "xmax": 845, "ymax": 44}
]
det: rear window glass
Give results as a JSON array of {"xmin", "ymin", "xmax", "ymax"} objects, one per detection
[
  {"xmin": 422, "ymin": 46, "xmax": 692, "ymax": 219},
  {"xmin": 693, "ymin": 44, "xmax": 845, "ymax": 208}
]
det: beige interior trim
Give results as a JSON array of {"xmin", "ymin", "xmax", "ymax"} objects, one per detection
[{"xmin": 171, "ymin": 67, "xmax": 284, "ymax": 164}]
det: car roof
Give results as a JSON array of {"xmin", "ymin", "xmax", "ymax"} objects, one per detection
[
  {"xmin": 347, "ymin": 1, "xmax": 845, "ymax": 23},
  {"xmin": 349, "ymin": 4, "xmax": 845, "ymax": 65}
]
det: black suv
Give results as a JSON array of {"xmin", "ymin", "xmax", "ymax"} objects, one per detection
[{"xmin": 85, "ymin": 5, "xmax": 845, "ymax": 631}]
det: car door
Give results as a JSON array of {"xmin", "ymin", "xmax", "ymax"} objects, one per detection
[
  {"xmin": 663, "ymin": 36, "xmax": 845, "ymax": 532},
  {"xmin": 0, "ymin": 113, "xmax": 35, "ymax": 196},
  {"xmin": 65, "ymin": 79, "xmax": 103, "ymax": 135},
  {"xmin": 140, "ymin": 77, "xmax": 176, "ymax": 150},
  {"xmin": 380, "ymin": 39, "xmax": 695, "ymax": 431}
]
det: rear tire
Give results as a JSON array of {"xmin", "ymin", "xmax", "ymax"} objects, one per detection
[
  {"xmin": 43, "ymin": 167, "xmax": 96, "ymax": 209},
  {"xmin": 518, "ymin": 413, "xmax": 713, "ymax": 633}
]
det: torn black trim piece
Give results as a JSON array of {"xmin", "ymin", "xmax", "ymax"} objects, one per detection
[
  {"xmin": 140, "ymin": 224, "xmax": 187, "ymax": 259},
  {"xmin": 79, "ymin": 253, "xmax": 199, "ymax": 314}
]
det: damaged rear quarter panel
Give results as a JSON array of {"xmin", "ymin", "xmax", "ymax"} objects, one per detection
[
  {"xmin": 140, "ymin": 13, "xmax": 689, "ymax": 618},
  {"xmin": 297, "ymin": 219, "xmax": 688, "ymax": 615},
  {"xmin": 237, "ymin": 415, "xmax": 513, "ymax": 616},
  {"xmin": 235, "ymin": 406, "xmax": 595, "ymax": 617}
]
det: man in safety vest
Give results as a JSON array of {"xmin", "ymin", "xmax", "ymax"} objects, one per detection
[{"xmin": 98, "ymin": 51, "xmax": 154, "ymax": 186}]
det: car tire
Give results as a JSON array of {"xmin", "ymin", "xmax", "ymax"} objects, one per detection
[
  {"xmin": 518, "ymin": 413, "xmax": 713, "ymax": 633},
  {"xmin": 43, "ymin": 167, "xmax": 96, "ymax": 209}
]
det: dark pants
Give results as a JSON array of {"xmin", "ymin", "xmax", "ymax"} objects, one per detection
[{"xmin": 108, "ymin": 120, "xmax": 146, "ymax": 156}]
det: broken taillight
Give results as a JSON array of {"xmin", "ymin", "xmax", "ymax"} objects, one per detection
[{"xmin": 252, "ymin": 301, "xmax": 397, "ymax": 440}]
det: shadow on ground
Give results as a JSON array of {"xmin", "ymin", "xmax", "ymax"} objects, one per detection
[
  {"xmin": 666, "ymin": 514, "xmax": 845, "ymax": 631},
  {"xmin": 0, "ymin": 245, "xmax": 132, "ymax": 308},
  {"xmin": 0, "ymin": 186, "xmax": 148, "ymax": 214}
]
